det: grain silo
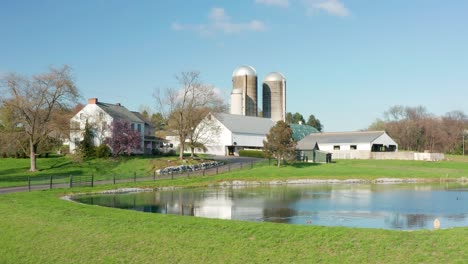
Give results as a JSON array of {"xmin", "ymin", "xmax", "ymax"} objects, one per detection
[
  {"xmin": 230, "ymin": 88, "xmax": 243, "ymax": 115},
  {"xmin": 232, "ymin": 65, "xmax": 258, "ymax": 116},
  {"xmin": 262, "ymin": 72, "xmax": 286, "ymax": 122}
]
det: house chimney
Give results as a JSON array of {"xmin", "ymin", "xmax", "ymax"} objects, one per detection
[
  {"xmin": 116, "ymin": 103, "xmax": 121, "ymax": 106},
  {"xmin": 88, "ymin": 98, "xmax": 98, "ymax": 104}
]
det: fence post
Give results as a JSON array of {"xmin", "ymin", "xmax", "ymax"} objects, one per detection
[
  {"xmin": 171, "ymin": 170, "xmax": 174, "ymax": 180},
  {"xmin": 187, "ymin": 170, "xmax": 190, "ymax": 178},
  {"xmin": 228, "ymin": 164, "xmax": 231, "ymax": 172},
  {"xmin": 134, "ymin": 172, "xmax": 136, "ymax": 183},
  {"xmin": 69, "ymin": 175, "xmax": 73, "ymax": 188},
  {"xmin": 251, "ymin": 161, "xmax": 253, "ymax": 169},
  {"xmin": 240, "ymin": 162, "xmax": 243, "ymax": 169},
  {"xmin": 91, "ymin": 174, "xmax": 94, "ymax": 187},
  {"xmin": 153, "ymin": 171, "xmax": 156, "ymax": 181},
  {"xmin": 216, "ymin": 166, "xmax": 219, "ymax": 175},
  {"xmin": 203, "ymin": 168, "xmax": 206, "ymax": 176},
  {"xmin": 28, "ymin": 176, "xmax": 31, "ymax": 192},
  {"xmin": 113, "ymin": 173, "xmax": 116, "ymax": 184},
  {"xmin": 50, "ymin": 175, "xmax": 53, "ymax": 190}
]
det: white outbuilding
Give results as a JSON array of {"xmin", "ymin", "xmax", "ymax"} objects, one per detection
[{"xmin": 297, "ymin": 131, "xmax": 398, "ymax": 160}]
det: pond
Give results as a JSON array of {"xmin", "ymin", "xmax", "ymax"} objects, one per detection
[{"xmin": 73, "ymin": 182, "xmax": 468, "ymax": 230}]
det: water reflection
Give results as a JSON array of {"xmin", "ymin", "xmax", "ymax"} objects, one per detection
[{"xmin": 75, "ymin": 183, "xmax": 468, "ymax": 230}]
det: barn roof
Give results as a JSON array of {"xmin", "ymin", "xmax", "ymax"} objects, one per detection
[
  {"xmin": 214, "ymin": 113, "xmax": 275, "ymax": 134},
  {"xmin": 297, "ymin": 131, "xmax": 388, "ymax": 149}
]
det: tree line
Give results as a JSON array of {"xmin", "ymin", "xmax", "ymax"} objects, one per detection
[
  {"xmin": 285, "ymin": 112, "xmax": 323, "ymax": 132},
  {"xmin": 369, "ymin": 105, "xmax": 468, "ymax": 154}
]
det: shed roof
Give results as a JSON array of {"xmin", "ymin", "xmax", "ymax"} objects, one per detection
[
  {"xmin": 214, "ymin": 113, "xmax": 275, "ymax": 135},
  {"xmin": 298, "ymin": 131, "xmax": 388, "ymax": 149},
  {"xmin": 97, "ymin": 102, "xmax": 143, "ymax": 123}
]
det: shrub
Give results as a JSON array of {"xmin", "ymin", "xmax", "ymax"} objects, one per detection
[
  {"xmin": 59, "ymin": 145, "xmax": 70, "ymax": 155},
  {"xmin": 239, "ymin": 150, "xmax": 265, "ymax": 158},
  {"xmin": 96, "ymin": 144, "xmax": 111, "ymax": 158}
]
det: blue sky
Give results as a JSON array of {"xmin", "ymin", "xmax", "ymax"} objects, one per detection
[{"xmin": 1, "ymin": 0, "xmax": 467, "ymax": 131}]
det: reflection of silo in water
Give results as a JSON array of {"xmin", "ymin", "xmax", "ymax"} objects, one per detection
[
  {"xmin": 232, "ymin": 65, "xmax": 257, "ymax": 116},
  {"xmin": 230, "ymin": 88, "xmax": 243, "ymax": 115},
  {"xmin": 262, "ymin": 72, "xmax": 286, "ymax": 122}
]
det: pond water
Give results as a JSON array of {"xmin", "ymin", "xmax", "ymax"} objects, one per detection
[{"xmin": 74, "ymin": 183, "xmax": 468, "ymax": 230}]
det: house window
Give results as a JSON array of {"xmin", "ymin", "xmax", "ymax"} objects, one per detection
[
  {"xmin": 71, "ymin": 121, "xmax": 80, "ymax": 130},
  {"xmin": 333, "ymin": 145, "xmax": 340, "ymax": 150},
  {"xmin": 131, "ymin": 123, "xmax": 135, "ymax": 130},
  {"xmin": 80, "ymin": 113, "xmax": 84, "ymax": 120},
  {"xmin": 137, "ymin": 124, "xmax": 141, "ymax": 133},
  {"xmin": 350, "ymin": 145, "xmax": 357, "ymax": 150}
]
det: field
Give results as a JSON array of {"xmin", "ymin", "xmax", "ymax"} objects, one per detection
[{"xmin": 1, "ymin": 156, "xmax": 468, "ymax": 263}]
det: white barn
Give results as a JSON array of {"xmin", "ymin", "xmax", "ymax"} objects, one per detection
[
  {"xmin": 194, "ymin": 113, "xmax": 276, "ymax": 156},
  {"xmin": 297, "ymin": 131, "xmax": 398, "ymax": 160}
]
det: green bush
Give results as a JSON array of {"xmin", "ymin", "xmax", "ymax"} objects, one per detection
[
  {"xmin": 95, "ymin": 144, "xmax": 111, "ymax": 158},
  {"xmin": 239, "ymin": 150, "xmax": 265, "ymax": 158}
]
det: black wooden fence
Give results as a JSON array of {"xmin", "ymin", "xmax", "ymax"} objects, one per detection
[{"xmin": 23, "ymin": 160, "xmax": 263, "ymax": 192}]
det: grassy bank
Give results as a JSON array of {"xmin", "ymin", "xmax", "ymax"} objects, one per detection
[
  {"xmin": 2, "ymin": 156, "xmax": 468, "ymax": 188},
  {"xmin": 0, "ymin": 155, "xmax": 207, "ymax": 188},
  {"xmin": 0, "ymin": 187, "xmax": 467, "ymax": 263},
  {"xmin": 1, "ymin": 157, "xmax": 468, "ymax": 263}
]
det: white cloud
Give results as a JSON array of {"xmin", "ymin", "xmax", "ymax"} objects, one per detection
[
  {"xmin": 172, "ymin": 7, "xmax": 266, "ymax": 35},
  {"xmin": 255, "ymin": 0, "xmax": 289, "ymax": 8},
  {"xmin": 304, "ymin": 0, "xmax": 350, "ymax": 17}
]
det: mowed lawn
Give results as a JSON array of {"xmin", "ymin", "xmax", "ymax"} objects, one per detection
[
  {"xmin": 1, "ymin": 156, "xmax": 468, "ymax": 263},
  {"xmin": 1, "ymin": 155, "xmax": 468, "ymax": 188}
]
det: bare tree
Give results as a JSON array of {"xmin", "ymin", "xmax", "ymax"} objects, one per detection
[
  {"xmin": 0, "ymin": 65, "xmax": 80, "ymax": 171},
  {"xmin": 154, "ymin": 71, "xmax": 226, "ymax": 160},
  {"xmin": 370, "ymin": 105, "xmax": 468, "ymax": 153}
]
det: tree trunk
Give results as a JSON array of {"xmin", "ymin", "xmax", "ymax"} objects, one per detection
[
  {"xmin": 190, "ymin": 147, "xmax": 195, "ymax": 158},
  {"xmin": 178, "ymin": 135, "xmax": 185, "ymax": 160},
  {"xmin": 277, "ymin": 155, "xmax": 281, "ymax": 168},
  {"xmin": 29, "ymin": 139, "xmax": 37, "ymax": 172},
  {"xmin": 179, "ymin": 144, "xmax": 184, "ymax": 160}
]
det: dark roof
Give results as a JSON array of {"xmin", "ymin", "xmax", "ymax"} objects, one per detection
[
  {"xmin": 298, "ymin": 131, "xmax": 387, "ymax": 149},
  {"xmin": 97, "ymin": 102, "xmax": 143, "ymax": 123},
  {"xmin": 290, "ymin": 124, "xmax": 319, "ymax": 141},
  {"xmin": 132, "ymin": 111, "xmax": 154, "ymax": 127},
  {"xmin": 214, "ymin": 113, "xmax": 275, "ymax": 134}
]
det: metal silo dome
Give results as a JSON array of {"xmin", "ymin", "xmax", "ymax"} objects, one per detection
[
  {"xmin": 263, "ymin": 72, "xmax": 286, "ymax": 82},
  {"xmin": 232, "ymin": 65, "xmax": 257, "ymax": 77}
]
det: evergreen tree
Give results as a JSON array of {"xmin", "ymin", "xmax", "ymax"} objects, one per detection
[
  {"xmin": 79, "ymin": 120, "xmax": 95, "ymax": 157},
  {"xmin": 263, "ymin": 121, "xmax": 297, "ymax": 168},
  {"xmin": 306, "ymin": 114, "xmax": 323, "ymax": 132}
]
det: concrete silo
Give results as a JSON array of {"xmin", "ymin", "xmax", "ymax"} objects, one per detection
[
  {"xmin": 232, "ymin": 65, "xmax": 258, "ymax": 116},
  {"xmin": 262, "ymin": 72, "xmax": 286, "ymax": 122},
  {"xmin": 230, "ymin": 88, "xmax": 243, "ymax": 115}
]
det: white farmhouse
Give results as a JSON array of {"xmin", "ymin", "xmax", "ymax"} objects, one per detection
[{"xmin": 69, "ymin": 98, "xmax": 157, "ymax": 154}]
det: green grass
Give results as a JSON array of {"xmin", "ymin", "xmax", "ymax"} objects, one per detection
[
  {"xmin": 2, "ymin": 156, "xmax": 468, "ymax": 188},
  {"xmin": 1, "ymin": 182, "xmax": 467, "ymax": 263},
  {"xmin": 0, "ymin": 156, "xmax": 198, "ymax": 187},
  {"xmin": 1, "ymin": 157, "xmax": 468, "ymax": 263}
]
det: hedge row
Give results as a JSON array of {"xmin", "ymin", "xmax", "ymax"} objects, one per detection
[{"xmin": 239, "ymin": 150, "xmax": 265, "ymax": 158}]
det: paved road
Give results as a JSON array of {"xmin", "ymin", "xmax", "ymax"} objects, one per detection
[{"xmin": 0, "ymin": 156, "xmax": 265, "ymax": 195}]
